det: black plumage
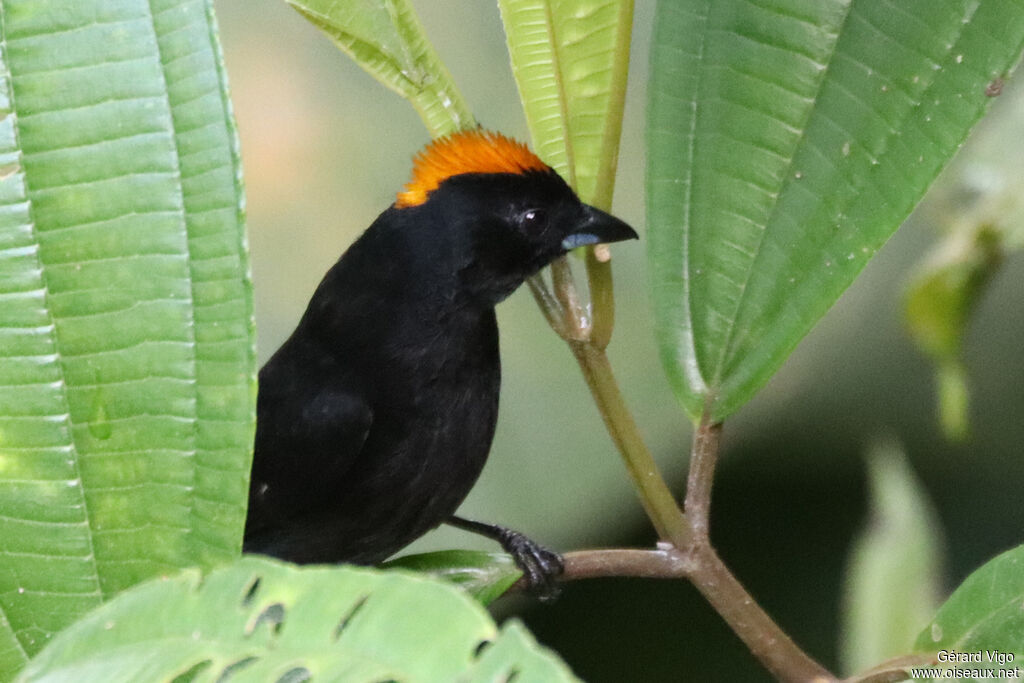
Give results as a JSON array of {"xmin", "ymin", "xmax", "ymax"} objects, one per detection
[{"xmin": 244, "ymin": 131, "xmax": 637, "ymax": 591}]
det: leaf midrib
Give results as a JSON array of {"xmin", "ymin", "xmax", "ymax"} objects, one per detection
[
  {"xmin": 716, "ymin": 0, "xmax": 985, "ymax": 385},
  {"xmin": 708, "ymin": 0, "xmax": 854, "ymax": 392}
]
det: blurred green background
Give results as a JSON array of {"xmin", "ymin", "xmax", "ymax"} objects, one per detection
[{"xmin": 214, "ymin": 1, "xmax": 1024, "ymax": 680}]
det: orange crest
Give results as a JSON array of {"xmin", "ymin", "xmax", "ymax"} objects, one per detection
[{"xmin": 395, "ymin": 129, "xmax": 550, "ymax": 208}]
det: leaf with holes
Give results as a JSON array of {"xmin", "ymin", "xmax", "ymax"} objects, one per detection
[
  {"xmin": 647, "ymin": 0, "xmax": 1024, "ymax": 420},
  {"xmin": 0, "ymin": 0, "xmax": 254, "ymax": 671},
  {"xmin": 383, "ymin": 550, "xmax": 522, "ymax": 606},
  {"xmin": 17, "ymin": 557, "xmax": 578, "ymax": 682},
  {"xmin": 915, "ymin": 544, "xmax": 1024, "ymax": 671},
  {"xmin": 497, "ymin": 0, "xmax": 633, "ymax": 208},
  {"xmin": 285, "ymin": 0, "xmax": 474, "ymax": 138}
]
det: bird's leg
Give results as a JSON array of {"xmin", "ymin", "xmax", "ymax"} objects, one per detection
[{"xmin": 447, "ymin": 515, "xmax": 564, "ymax": 601}]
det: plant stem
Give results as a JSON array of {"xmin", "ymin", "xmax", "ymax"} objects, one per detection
[
  {"xmin": 683, "ymin": 540, "xmax": 836, "ymax": 683},
  {"xmin": 551, "ymin": 256, "xmax": 587, "ymax": 340},
  {"xmin": 570, "ymin": 343, "xmax": 690, "ymax": 547},
  {"xmin": 526, "ymin": 274, "xmax": 566, "ymax": 338},
  {"xmin": 684, "ymin": 417, "xmax": 721, "ymax": 536},
  {"xmin": 838, "ymin": 654, "xmax": 936, "ymax": 683},
  {"xmin": 525, "ymin": 246, "xmax": 688, "ymax": 546},
  {"xmin": 511, "ymin": 406, "xmax": 837, "ymax": 681},
  {"xmin": 557, "ymin": 547, "xmax": 687, "ymax": 580},
  {"xmin": 680, "ymin": 416, "xmax": 836, "ymax": 683},
  {"xmin": 528, "ymin": 262, "xmax": 837, "ymax": 683},
  {"xmin": 522, "ymin": 545, "xmax": 833, "ymax": 682},
  {"xmin": 517, "ymin": 545, "xmax": 929, "ymax": 682},
  {"xmin": 585, "ymin": 247, "xmax": 615, "ymax": 350},
  {"xmin": 513, "ymin": 543, "xmax": 835, "ymax": 683}
]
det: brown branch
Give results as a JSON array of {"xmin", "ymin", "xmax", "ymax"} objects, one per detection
[
  {"xmin": 508, "ymin": 417, "xmax": 837, "ymax": 683},
  {"xmin": 682, "ymin": 540, "xmax": 835, "ymax": 683},
  {"xmin": 535, "ymin": 547, "xmax": 688, "ymax": 585},
  {"xmin": 680, "ymin": 416, "xmax": 836, "ymax": 683},
  {"xmin": 840, "ymin": 654, "xmax": 937, "ymax": 683},
  {"xmin": 683, "ymin": 416, "xmax": 722, "ymax": 536},
  {"xmin": 510, "ymin": 543, "xmax": 835, "ymax": 683}
]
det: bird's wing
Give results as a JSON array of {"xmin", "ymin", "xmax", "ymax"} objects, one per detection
[{"xmin": 247, "ymin": 366, "xmax": 374, "ymax": 530}]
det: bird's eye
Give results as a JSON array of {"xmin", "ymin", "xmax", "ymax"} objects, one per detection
[{"xmin": 519, "ymin": 208, "xmax": 548, "ymax": 236}]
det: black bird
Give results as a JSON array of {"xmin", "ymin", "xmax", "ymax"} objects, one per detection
[{"xmin": 244, "ymin": 130, "xmax": 637, "ymax": 593}]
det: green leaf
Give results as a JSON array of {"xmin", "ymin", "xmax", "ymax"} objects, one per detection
[
  {"xmin": 916, "ymin": 544, "xmax": 1024, "ymax": 677},
  {"xmin": 647, "ymin": 0, "xmax": 1024, "ymax": 420},
  {"xmin": 17, "ymin": 557, "xmax": 578, "ymax": 683},
  {"xmin": 905, "ymin": 229, "xmax": 1001, "ymax": 362},
  {"xmin": 840, "ymin": 442, "xmax": 943, "ymax": 676},
  {"xmin": 498, "ymin": 0, "xmax": 634, "ymax": 208},
  {"xmin": 903, "ymin": 160, "xmax": 1007, "ymax": 438},
  {"xmin": 904, "ymin": 224, "xmax": 1001, "ymax": 440},
  {"xmin": 285, "ymin": 0, "xmax": 474, "ymax": 138},
  {"xmin": 472, "ymin": 620, "xmax": 578, "ymax": 682},
  {"xmin": 0, "ymin": 0, "xmax": 253, "ymax": 669},
  {"xmin": 384, "ymin": 550, "xmax": 523, "ymax": 606}
]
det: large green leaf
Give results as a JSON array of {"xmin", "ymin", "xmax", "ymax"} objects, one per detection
[
  {"xmin": 285, "ymin": 0, "xmax": 475, "ymax": 138},
  {"xmin": 647, "ymin": 0, "xmax": 1024, "ymax": 420},
  {"xmin": 840, "ymin": 443, "xmax": 943, "ymax": 675},
  {"xmin": 0, "ymin": 0, "xmax": 253, "ymax": 670},
  {"xmin": 498, "ymin": 0, "xmax": 634, "ymax": 208},
  {"xmin": 915, "ymin": 544, "xmax": 1024, "ymax": 679},
  {"xmin": 17, "ymin": 557, "xmax": 578, "ymax": 682}
]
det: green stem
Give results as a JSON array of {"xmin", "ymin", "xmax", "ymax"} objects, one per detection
[
  {"xmin": 550, "ymin": 256, "xmax": 587, "ymax": 340},
  {"xmin": 571, "ymin": 343, "xmax": 690, "ymax": 546},
  {"xmin": 585, "ymin": 247, "xmax": 615, "ymax": 350},
  {"xmin": 526, "ymin": 274, "xmax": 567, "ymax": 338},
  {"xmin": 521, "ymin": 421, "xmax": 837, "ymax": 682}
]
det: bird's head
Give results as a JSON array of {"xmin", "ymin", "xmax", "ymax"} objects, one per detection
[{"xmin": 393, "ymin": 129, "xmax": 638, "ymax": 304}]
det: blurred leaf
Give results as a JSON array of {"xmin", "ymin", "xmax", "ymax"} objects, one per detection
[
  {"xmin": 384, "ymin": 550, "xmax": 522, "ymax": 606},
  {"xmin": 934, "ymin": 361, "xmax": 971, "ymax": 441},
  {"xmin": 17, "ymin": 557, "xmax": 577, "ymax": 683},
  {"xmin": 497, "ymin": 0, "xmax": 634, "ymax": 208},
  {"xmin": 905, "ymin": 181, "xmax": 1007, "ymax": 440},
  {"xmin": 286, "ymin": 0, "xmax": 474, "ymax": 137},
  {"xmin": 916, "ymin": 544, "xmax": 1024, "ymax": 677},
  {"xmin": 841, "ymin": 442, "xmax": 943, "ymax": 676},
  {"xmin": 646, "ymin": 0, "xmax": 1024, "ymax": 421},
  {"xmin": 904, "ymin": 231, "xmax": 1000, "ymax": 361},
  {"xmin": 0, "ymin": 0, "xmax": 253, "ymax": 670}
]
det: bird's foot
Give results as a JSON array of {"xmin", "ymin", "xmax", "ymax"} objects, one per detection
[
  {"xmin": 447, "ymin": 516, "xmax": 564, "ymax": 601},
  {"xmin": 495, "ymin": 526, "xmax": 564, "ymax": 602}
]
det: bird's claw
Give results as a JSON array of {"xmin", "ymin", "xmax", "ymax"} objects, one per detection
[{"xmin": 498, "ymin": 528, "xmax": 564, "ymax": 602}]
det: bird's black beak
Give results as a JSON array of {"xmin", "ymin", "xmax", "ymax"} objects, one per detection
[{"xmin": 561, "ymin": 204, "xmax": 639, "ymax": 251}]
